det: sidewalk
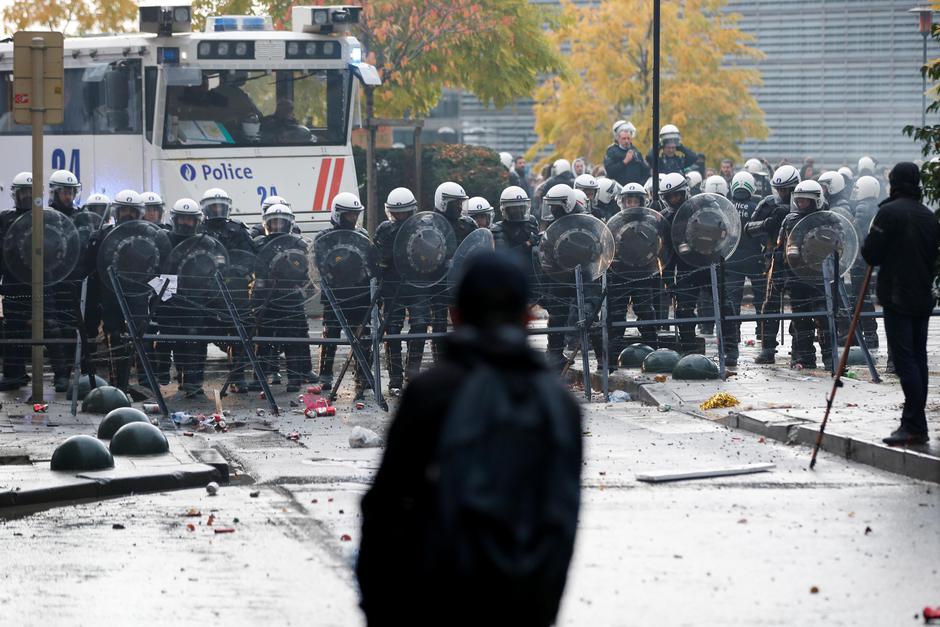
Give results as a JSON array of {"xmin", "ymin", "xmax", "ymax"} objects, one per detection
[{"xmin": 574, "ymin": 333, "xmax": 940, "ymax": 483}]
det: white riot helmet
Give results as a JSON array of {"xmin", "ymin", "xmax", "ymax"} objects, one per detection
[
  {"xmin": 743, "ymin": 158, "xmax": 769, "ymax": 177},
  {"xmin": 659, "ymin": 124, "xmax": 681, "ymax": 146},
  {"xmin": 817, "ymin": 171, "xmax": 846, "ymax": 197},
  {"xmin": 499, "ymin": 152, "xmax": 513, "ymax": 170},
  {"xmin": 770, "ymin": 164, "xmax": 801, "ymax": 204},
  {"xmin": 499, "ymin": 185, "xmax": 531, "ymax": 222},
  {"xmin": 851, "ymin": 175, "xmax": 881, "ymax": 201},
  {"xmin": 618, "ymin": 182, "xmax": 648, "ymax": 209},
  {"xmin": 790, "ymin": 179, "xmax": 824, "ymax": 213},
  {"xmin": 141, "ymin": 191, "xmax": 165, "ymax": 223},
  {"xmin": 686, "ymin": 170, "xmax": 703, "ymax": 191},
  {"xmin": 200, "ymin": 187, "xmax": 232, "ymax": 220},
  {"xmin": 261, "ymin": 195, "xmax": 291, "ymax": 211},
  {"xmin": 84, "ymin": 193, "xmax": 109, "ymax": 217},
  {"xmin": 730, "ymin": 171, "xmax": 757, "ymax": 199},
  {"xmin": 857, "ymin": 156, "xmax": 876, "ymax": 176},
  {"xmin": 612, "ymin": 119, "xmax": 636, "ymax": 139},
  {"xmin": 703, "ymin": 175, "xmax": 729, "ymax": 196},
  {"xmin": 384, "ymin": 187, "xmax": 418, "ymax": 222},
  {"xmin": 659, "ymin": 172, "xmax": 690, "ymax": 209},
  {"xmin": 574, "ymin": 173, "xmax": 599, "ymax": 202},
  {"xmin": 170, "ymin": 198, "xmax": 203, "ymax": 236},
  {"xmin": 838, "ymin": 166, "xmax": 854, "ymax": 181},
  {"xmin": 263, "ymin": 203, "xmax": 295, "ymax": 235},
  {"xmin": 108, "ymin": 190, "xmax": 144, "ymax": 224},
  {"xmin": 11, "ymin": 172, "xmax": 32, "ymax": 211},
  {"xmin": 543, "ymin": 183, "xmax": 576, "ymax": 219},
  {"xmin": 644, "ymin": 177, "xmax": 654, "ymax": 196},
  {"xmin": 433, "ymin": 181, "xmax": 468, "ymax": 220},
  {"xmin": 330, "ymin": 191, "xmax": 364, "ymax": 229},
  {"xmin": 596, "ymin": 177, "xmax": 621, "ymax": 205},
  {"xmin": 552, "ymin": 159, "xmax": 571, "ymax": 177},
  {"xmin": 466, "ymin": 196, "xmax": 495, "ymax": 227},
  {"xmin": 49, "ymin": 169, "xmax": 81, "ymax": 207},
  {"xmin": 570, "ymin": 189, "xmax": 589, "ymax": 214}
]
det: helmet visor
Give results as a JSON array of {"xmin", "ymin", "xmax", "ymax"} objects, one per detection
[
  {"xmin": 504, "ymin": 202, "xmax": 529, "ymax": 222},
  {"xmin": 13, "ymin": 187, "xmax": 32, "ymax": 210},
  {"xmin": 337, "ymin": 210, "xmax": 360, "ymax": 229},
  {"xmin": 619, "ymin": 193, "xmax": 646, "ymax": 209},
  {"xmin": 173, "ymin": 214, "xmax": 200, "ymax": 236},
  {"xmin": 202, "ymin": 201, "xmax": 231, "ymax": 219},
  {"xmin": 386, "ymin": 207, "xmax": 416, "ymax": 222},
  {"xmin": 773, "ymin": 185, "xmax": 794, "ymax": 204}
]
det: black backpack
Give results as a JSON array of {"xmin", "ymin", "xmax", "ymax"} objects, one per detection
[{"xmin": 423, "ymin": 364, "xmax": 581, "ymax": 594}]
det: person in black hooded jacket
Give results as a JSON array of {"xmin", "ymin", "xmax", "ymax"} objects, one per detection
[
  {"xmin": 862, "ymin": 162, "xmax": 939, "ymax": 446},
  {"xmin": 357, "ymin": 252, "xmax": 581, "ymax": 627}
]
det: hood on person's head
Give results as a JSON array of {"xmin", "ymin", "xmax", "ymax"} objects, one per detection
[
  {"xmin": 888, "ymin": 162, "xmax": 922, "ymax": 200},
  {"xmin": 454, "ymin": 252, "xmax": 529, "ymax": 329}
]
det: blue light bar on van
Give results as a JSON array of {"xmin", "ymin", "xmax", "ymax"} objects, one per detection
[
  {"xmin": 157, "ymin": 46, "xmax": 181, "ymax": 64},
  {"xmin": 205, "ymin": 15, "xmax": 273, "ymax": 32}
]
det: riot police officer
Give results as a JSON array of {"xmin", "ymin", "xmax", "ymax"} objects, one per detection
[
  {"xmin": 607, "ymin": 183, "xmax": 659, "ymax": 355},
  {"xmin": 647, "ymin": 125, "xmax": 699, "ymax": 175},
  {"xmin": 315, "ymin": 192, "xmax": 372, "ymax": 397},
  {"xmin": 850, "ymin": 175, "xmax": 882, "ymax": 349},
  {"xmin": 491, "ymin": 185, "xmax": 540, "ymax": 277},
  {"xmin": 141, "ymin": 192, "xmax": 168, "ymax": 227},
  {"xmin": 686, "ymin": 171, "xmax": 703, "ymax": 196},
  {"xmin": 84, "ymin": 193, "xmax": 110, "ymax": 218},
  {"xmin": 743, "ymin": 158, "xmax": 772, "ymax": 199},
  {"xmin": 250, "ymin": 195, "xmax": 302, "ymax": 238},
  {"xmin": 199, "ymin": 188, "xmax": 255, "ymax": 252},
  {"xmin": 818, "ymin": 172, "xmax": 851, "ymax": 212},
  {"xmin": 592, "ymin": 177, "xmax": 621, "ymax": 222},
  {"xmin": 0, "ymin": 172, "xmax": 34, "ymax": 390},
  {"xmin": 775, "ymin": 180, "xmax": 832, "ymax": 370},
  {"xmin": 702, "ymin": 175, "xmax": 730, "ymax": 197},
  {"xmin": 725, "ymin": 172, "xmax": 764, "ymax": 365},
  {"xmin": 428, "ymin": 182, "xmax": 476, "ymax": 362},
  {"xmin": 47, "ymin": 170, "xmax": 84, "ymax": 391},
  {"xmin": 374, "ymin": 188, "xmax": 431, "ymax": 394},
  {"xmin": 658, "ymin": 173, "xmax": 701, "ymax": 352},
  {"xmin": 466, "ymin": 196, "xmax": 495, "ymax": 229},
  {"xmin": 156, "ymin": 199, "xmax": 210, "ymax": 399},
  {"xmin": 574, "ymin": 173, "xmax": 600, "ymax": 217},
  {"xmin": 533, "ymin": 159, "xmax": 575, "ymax": 214},
  {"xmin": 744, "ymin": 164, "xmax": 801, "ymax": 364},
  {"xmin": 252, "ymin": 203, "xmax": 314, "ymax": 393},
  {"xmin": 85, "ymin": 190, "xmax": 147, "ymax": 392}
]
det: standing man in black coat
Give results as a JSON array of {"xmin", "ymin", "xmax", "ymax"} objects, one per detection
[
  {"xmin": 604, "ymin": 120, "xmax": 649, "ymax": 186},
  {"xmin": 357, "ymin": 252, "xmax": 582, "ymax": 627},
  {"xmin": 862, "ymin": 162, "xmax": 939, "ymax": 446}
]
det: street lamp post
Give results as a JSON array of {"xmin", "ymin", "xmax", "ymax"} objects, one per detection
[{"xmin": 911, "ymin": 6, "xmax": 934, "ymax": 128}]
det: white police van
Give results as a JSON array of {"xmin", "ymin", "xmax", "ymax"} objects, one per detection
[{"xmin": 0, "ymin": 2, "xmax": 380, "ymax": 231}]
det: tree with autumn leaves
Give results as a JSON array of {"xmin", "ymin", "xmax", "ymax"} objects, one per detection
[{"xmin": 530, "ymin": 0, "xmax": 767, "ymax": 169}]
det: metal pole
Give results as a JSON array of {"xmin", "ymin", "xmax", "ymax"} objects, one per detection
[
  {"xmin": 30, "ymin": 36, "xmax": 45, "ymax": 400},
  {"xmin": 365, "ymin": 86, "xmax": 378, "ymax": 236},
  {"xmin": 574, "ymin": 265, "xmax": 592, "ymax": 400},
  {"xmin": 835, "ymin": 277, "xmax": 881, "ymax": 383},
  {"xmin": 923, "ymin": 31, "xmax": 928, "ymax": 129},
  {"xmin": 370, "ymin": 278, "xmax": 383, "ymax": 408},
  {"xmin": 601, "ymin": 271, "xmax": 609, "ymax": 401},
  {"xmin": 69, "ymin": 279, "xmax": 87, "ymax": 416},
  {"xmin": 821, "ymin": 256, "xmax": 840, "ymax": 374},
  {"xmin": 709, "ymin": 264, "xmax": 726, "ymax": 379},
  {"xmin": 651, "ymin": 0, "xmax": 661, "ymax": 201},
  {"xmin": 413, "ymin": 122, "xmax": 423, "ymax": 205}
]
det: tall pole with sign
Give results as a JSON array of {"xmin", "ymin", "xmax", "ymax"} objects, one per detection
[{"xmin": 13, "ymin": 31, "xmax": 64, "ymax": 399}]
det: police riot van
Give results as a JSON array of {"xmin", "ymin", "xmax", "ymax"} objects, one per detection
[{"xmin": 0, "ymin": 2, "xmax": 380, "ymax": 232}]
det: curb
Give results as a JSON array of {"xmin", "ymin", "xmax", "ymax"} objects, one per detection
[
  {"xmin": 573, "ymin": 367, "xmax": 940, "ymax": 484},
  {"xmin": 0, "ymin": 463, "xmax": 223, "ymax": 510}
]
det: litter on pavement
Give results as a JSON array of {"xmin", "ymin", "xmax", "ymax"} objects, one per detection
[{"xmin": 635, "ymin": 463, "xmax": 775, "ymax": 483}]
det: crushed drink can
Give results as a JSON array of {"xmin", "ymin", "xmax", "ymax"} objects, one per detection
[
  {"xmin": 142, "ymin": 403, "xmax": 161, "ymax": 414},
  {"xmin": 355, "ymin": 402, "xmax": 365, "ymax": 410}
]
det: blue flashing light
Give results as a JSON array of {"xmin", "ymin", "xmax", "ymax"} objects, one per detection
[
  {"xmin": 242, "ymin": 16, "xmax": 266, "ymax": 31},
  {"xmin": 214, "ymin": 17, "xmax": 238, "ymax": 32}
]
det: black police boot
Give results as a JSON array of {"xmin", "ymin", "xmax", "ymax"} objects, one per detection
[
  {"xmin": 0, "ymin": 372, "xmax": 29, "ymax": 391},
  {"xmin": 318, "ymin": 344, "xmax": 336, "ymax": 391},
  {"xmin": 754, "ymin": 347, "xmax": 776, "ymax": 364},
  {"xmin": 404, "ymin": 339, "xmax": 426, "ymax": 383}
]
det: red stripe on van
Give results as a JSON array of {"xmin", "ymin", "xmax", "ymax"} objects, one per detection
[
  {"xmin": 325, "ymin": 157, "xmax": 345, "ymax": 210},
  {"xmin": 313, "ymin": 158, "xmax": 332, "ymax": 211}
]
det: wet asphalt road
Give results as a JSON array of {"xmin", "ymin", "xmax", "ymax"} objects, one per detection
[{"xmin": 1, "ymin": 390, "xmax": 937, "ymax": 626}]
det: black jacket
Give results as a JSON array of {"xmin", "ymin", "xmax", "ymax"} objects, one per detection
[
  {"xmin": 357, "ymin": 326, "xmax": 581, "ymax": 627},
  {"xmin": 861, "ymin": 165, "xmax": 939, "ymax": 316},
  {"xmin": 603, "ymin": 142, "xmax": 649, "ymax": 185},
  {"xmin": 200, "ymin": 217, "xmax": 256, "ymax": 253},
  {"xmin": 646, "ymin": 144, "xmax": 698, "ymax": 175}
]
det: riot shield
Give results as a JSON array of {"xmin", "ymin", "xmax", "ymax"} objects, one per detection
[
  {"xmin": 67, "ymin": 211, "xmax": 103, "ymax": 280},
  {"xmin": 165, "ymin": 234, "xmax": 229, "ymax": 304},
  {"xmin": 311, "ymin": 229, "xmax": 376, "ymax": 288},
  {"xmin": 539, "ymin": 213, "xmax": 614, "ymax": 281},
  {"xmin": 670, "ymin": 193, "xmax": 741, "ymax": 267},
  {"xmin": 217, "ymin": 249, "xmax": 256, "ymax": 314},
  {"xmin": 606, "ymin": 207, "xmax": 671, "ymax": 278},
  {"xmin": 786, "ymin": 210, "xmax": 859, "ymax": 279},
  {"xmin": 447, "ymin": 228, "xmax": 495, "ymax": 295},
  {"xmin": 98, "ymin": 220, "xmax": 172, "ymax": 296},
  {"xmin": 254, "ymin": 233, "xmax": 315, "ymax": 304},
  {"xmin": 2, "ymin": 208, "xmax": 81, "ymax": 286},
  {"xmin": 393, "ymin": 211, "xmax": 457, "ymax": 288}
]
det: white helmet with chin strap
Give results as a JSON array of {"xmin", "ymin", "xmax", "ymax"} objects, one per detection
[
  {"xmin": 703, "ymin": 175, "xmax": 729, "ymax": 196},
  {"xmin": 612, "ymin": 119, "xmax": 636, "ymax": 138},
  {"xmin": 261, "ymin": 195, "xmax": 291, "ymax": 211},
  {"xmin": 790, "ymin": 179, "xmax": 824, "ymax": 212},
  {"xmin": 330, "ymin": 191, "xmax": 364, "ymax": 229},
  {"xmin": 618, "ymin": 182, "xmax": 648, "ymax": 209},
  {"xmin": 851, "ymin": 175, "xmax": 881, "ymax": 201},
  {"xmin": 384, "ymin": 187, "xmax": 418, "ymax": 221},
  {"xmin": 263, "ymin": 203, "xmax": 295, "ymax": 234},
  {"xmin": 84, "ymin": 193, "xmax": 110, "ymax": 216},
  {"xmin": 200, "ymin": 187, "xmax": 232, "ymax": 220},
  {"xmin": 499, "ymin": 152, "xmax": 513, "ymax": 170},
  {"xmin": 595, "ymin": 177, "xmax": 621, "ymax": 205},
  {"xmin": 686, "ymin": 170, "xmax": 703, "ymax": 190},
  {"xmin": 552, "ymin": 159, "xmax": 571, "ymax": 177},
  {"xmin": 659, "ymin": 124, "xmax": 681, "ymax": 145},
  {"xmin": 170, "ymin": 198, "xmax": 203, "ymax": 235},
  {"xmin": 433, "ymin": 181, "xmax": 468, "ymax": 219},
  {"xmin": 109, "ymin": 189, "xmax": 145, "ymax": 223},
  {"xmin": 543, "ymin": 183, "xmax": 577, "ymax": 219},
  {"xmin": 743, "ymin": 158, "xmax": 769, "ymax": 177},
  {"xmin": 817, "ymin": 171, "xmax": 845, "ymax": 196},
  {"xmin": 499, "ymin": 185, "xmax": 530, "ymax": 222},
  {"xmin": 857, "ymin": 156, "xmax": 876, "ymax": 175},
  {"xmin": 730, "ymin": 171, "xmax": 757, "ymax": 198}
]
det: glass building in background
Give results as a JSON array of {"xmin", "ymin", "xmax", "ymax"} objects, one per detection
[{"xmin": 411, "ymin": 0, "xmax": 931, "ymax": 169}]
